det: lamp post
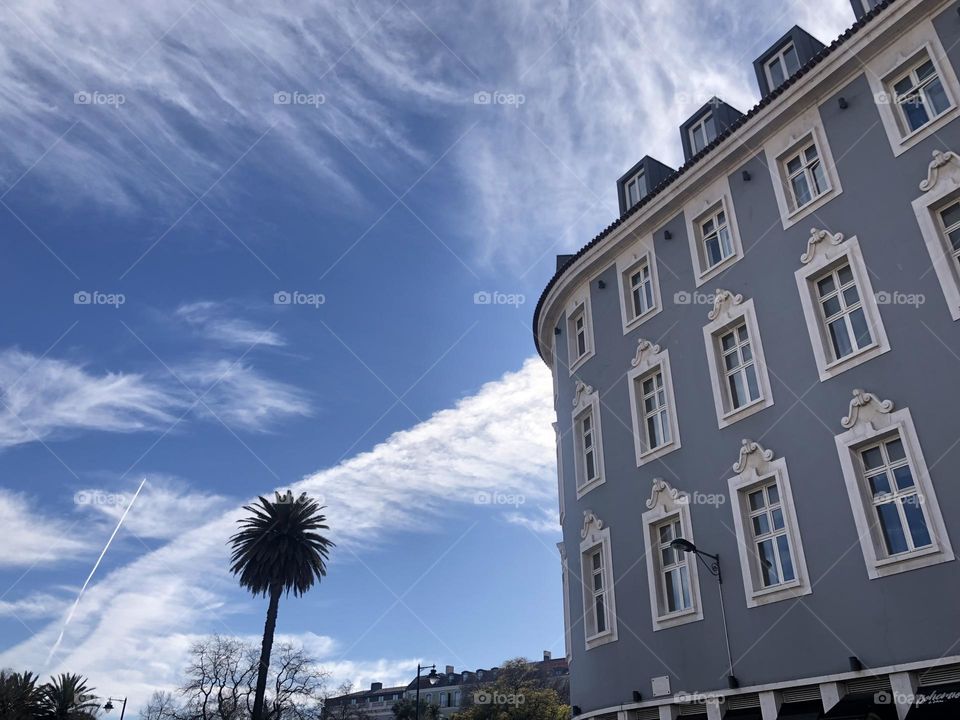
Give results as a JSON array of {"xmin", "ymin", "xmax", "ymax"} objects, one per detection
[
  {"xmin": 670, "ymin": 538, "xmax": 738, "ymax": 689},
  {"xmin": 414, "ymin": 664, "xmax": 438, "ymax": 720},
  {"xmin": 102, "ymin": 697, "xmax": 128, "ymax": 720}
]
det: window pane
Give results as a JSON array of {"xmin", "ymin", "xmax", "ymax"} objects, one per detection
[
  {"xmin": 842, "ymin": 285, "xmax": 861, "ymax": 306},
  {"xmin": 893, "ymin": 465, "xmax": 915, "ymax": 491},
  {"xmin": 660, "ymin": 410, "xmax": 671, "ymax": 443},
  {"xmin": 837, "ymin": 264, "xmax": 854, "ymax": 285},
  {"xmin": 791, "ymin": 173, "xmax": 811, "ymax": 207},
  {"xmin": 592, "ymin": 551, "xmax": 601, "ymax": 570},
  {"xmin": 777, "ymin": 535, "xmax": 796, "ymax": 581},
  {"xmin": 894, "ymin": 75, "xmax": 915, "ymax": 95},
  {"xmin": 666, "ymin": 569, "xmax": 680, "ymax": 612},
  {"xmin": 766, "ymin": 484, "xmax": 780, "ymax": 504},
  {"xmin": 817, "ymin": 275, "xmax": 836, "ymax": 297},
  {"xmin": 768, "ymin": 59, "xmax": 785, "ymax": 88},
  {"xmin": 804, "ymin": 144, "xmax": 819, "ymax": 163},
  {"xmin": 721, "ymin": 332, "xmax": 736, "ymax": 351},
  {"xmin": 748, "ymin": 490, "xmax": 765, "ymax": 511},
  {"xmin": 759, "ymin": 539, "xmax": 779, "ymax": 586},
  {"xmin": 811, "ymin": 161, "xmax": 828, "ymax": 195},
  {"xmin": 718, "ymin": 226, "xmax": 733, "ymax": 259},
  {"xmin": 868, "ymin": 472, "xmax": 891, "ymax": 497},
  {"xmin": 862, "ymin": 446, "xmax": 884, "ymax": 470},
  {"xmin": 772, "ymin": 507, "xmax": 785, "ymax": 530},
  {"xmin": 784, "ymin": 45, "xmax": 800, "ymax": 74},
  {"xmin": 724, "ymin": 351, "xmax": 739, "ymax": 371},
  {"xmin": 917, "ymin": 60, "xmax": 935, "ymax": 80},
  {"xmin": 902, "ymin": 95, "xmax": 931, "ymax": 131},
  {"xmin": 940, "ymin": 202, "xmax": 960, "ymax": 229},
  {"xmin": 902, "ymin": 495, "xmax": 932, "ymax": 548},
  {"xmin": 595, "ymin": 595, "xmax": 606, "ymax": 632},
  {"xmin": 692, "ymin": 125, "xmax": 705, "ymax": 153},
  {"xmin": 647, "ymin": 416, "xmax": 660, "ymax": 448},
  {"xmin": 593, "ymin": 572, "xmax": 603, "ymax": 591},
  {"xmin": 679, "ymin": 565, "xmax": 691, "ymax": 609},
  {"xmin": 822, "ymin": 295, "xmax": 842, "ymax": 318},
  {"xmin": 829, "ymin": 318, "xmax": 854, "ymax": 359},
  {"xmin": 927, "ymin": 76, "xmax": 950, "ymax": 115},
  {"xmin": 585, "ymin": 450, "xmax": 595, "ymax": 480},
  {"xmin": 659, "ymin": 524, "xmax": 673, "ymax": 543},
  {"xmin": 737, "ymin": 324, "xmax": 749, "ymax": 343},
  {"xmin": 642, "ymin": 377, "xmax": 654, "ymax": 395},
  {"xmin": 786, "ymin": 155, "xmax": 802, "ymax": 174},
  {"xmin": 886, "ymin": 438, "xmax": 906, "ymax": 461},
  {"xmin": 729, "ymin": 372, "xmax": 747, "ymax": 408},
  {"xmin": 849, "ymin": 307, "xmax": 872, "ymax": 349},
  {"xmin": 745, "ymin": 363, "xmax": 760, "ymax": 400},
  {"xmin": 877, "ymin": 502, "xmax": 909, "ymax": 555},
  {"xmin": 753, "ymin": 513, "xmax": 770, "ymax": 536},
  {"xmin": 705, "ymin": 234, "xmax": 722, "ymax": 266}
]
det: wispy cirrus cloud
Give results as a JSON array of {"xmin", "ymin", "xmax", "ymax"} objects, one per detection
[
  {"xmin": 176, "ymin": 301, "xmax": 286, "ymax": 348},
  {"xmin": 0, "ymin": 489, "xmax": 89, "ymax": 567}
]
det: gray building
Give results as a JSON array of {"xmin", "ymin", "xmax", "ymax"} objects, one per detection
[{"xmin": 533, "ymin": 1, "xmax": 960, "ymax": 719}]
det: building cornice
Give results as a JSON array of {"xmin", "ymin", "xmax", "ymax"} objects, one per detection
[{"xmin": 533, "ymin": 0, "xmax": 943, "ymax": 365}]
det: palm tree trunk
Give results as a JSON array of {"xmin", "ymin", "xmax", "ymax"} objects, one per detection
[{"xmin": 252, "ymin": 584, "xmax": 282, "ymax": 720}]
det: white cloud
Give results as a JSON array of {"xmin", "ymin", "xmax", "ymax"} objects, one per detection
[
  {"xmin": 0, "ymin": 593, "xmax": 68, "ymax": 620},
  {"xmin": 0, "ymin": 358, "xmax": 555, "ymax": 711},
  {"xmin": 0, "ymin": 489, "xmax": 89, "ymax": 567},
  {"xmin": 176, "ymin": 301, "xmax": 286, "ymax": 348},
  {"xmin": 0, "ymin": 349, "xmax": 181, "ymax": 448}
]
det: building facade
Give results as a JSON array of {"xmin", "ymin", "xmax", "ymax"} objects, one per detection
[
  {"xmin": 323, "ymin": 683, "xmax": 407, "ymax": 720},
  {"xmin": 534, "ymin": 1, "xmax": 960, "ymax": 719}
]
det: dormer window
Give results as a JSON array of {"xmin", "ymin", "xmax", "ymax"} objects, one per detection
[
  {"xmin": 766, "ymin": 43, "xmax": 800, "ymax": 90},
  {"xmin": 689, "ymin": 113, "xmax": 716, "ymax": 155},
  {"xmin": 625, "ymin": 171, "xmax": 646, "ymax": 208}
]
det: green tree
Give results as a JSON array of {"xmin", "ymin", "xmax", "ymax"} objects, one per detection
[
  {"xmin": 41, "ymin": 673, "xmax": 99, "ymax": 720},
  {"xmin": 391, "ymin": 698, "xmax": 438, "ymax": 720},
  {"xmin": 0, "ymin": 670, "xmax": 46, "ymax": 720},
  {"xmin": 454, "ymin": 660, "xmax": 568, "ymax": 720},
  {"xmin": 229, "ymin": 491, "xmax": 334, "ymax": 720}
]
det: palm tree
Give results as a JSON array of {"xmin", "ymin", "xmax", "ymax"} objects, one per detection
[
  {"xmin": 41, "ymin": 673, "xmax": 99, "ymax": 720},
  {"xmin": 229, "ymin": 490, "xmax": 334, "ymax": 720},
  {"xmin": 0, "ymin": 670, "xmax": 46, "ymax": 720}
]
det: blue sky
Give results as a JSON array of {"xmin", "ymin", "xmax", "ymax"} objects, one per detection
[{"xmin": 0, "ymin": 0, "xmax": 853, "ymax": 708}]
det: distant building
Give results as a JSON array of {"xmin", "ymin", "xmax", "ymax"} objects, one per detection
[{"xmin": 323, "ymin": 682, "xmax": 406, "ymax": 720}]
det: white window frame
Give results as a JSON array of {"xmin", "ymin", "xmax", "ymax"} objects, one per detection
[
  {"xmin": 572, "ymin": 381, "xmax": 605, "ymax": 498},
  {"xmin": 795, "ymin": 232, "xmax": 890, "ymax": 380},
  {"xmin": 683, "ymin": 176, "xmax": 744, "ymax": 286},
  {"xmin": 625, "ymin": 170, "xmax": 646, "ymax": 209},
  {"xmin": 834, "ymin": 391, "xmax": 954, "ymax": 579},
  {"xmin": 763, "ymin": 107, "xmax": 842, "ymax": 229},
  {"xmin": 553, "ymin": 421, "xmax": 565, "ymax": 524},
  {"xmin": 626, "ymin": 341, "xmax": 681, "ymax": 466},
  {"xmin": 688, "ymin": 112, "xmax": 715, "ymax": 156},
  {"xmin": 865, "ymin": 23, "xmax": 960, "ymax": 156},
  {"xmin": 615, "ymin": 237, "xmax": 662, "ymax": 333},
  {"xmin": 565, "ymin": 286, "xmax": 595, "ymax": 374},
  {"xmin": 580, "ymin": 512, "xmax": 618, "ymax": 649},
  {"xmin": 702, "ymin": 293, "xmax": 774, "ymax": 428},
  {"xmin": 642, "ymin": 478, "xmax": 703, "ymax": 631},
  {"xmin": 913, "ymin": 150, "xmax": 960, "ymax": 321},
  {"xmin": 558, "ymin": 542, "xmax": 572, "ymax": 662},
  {"xmin": 728, "ymin": 441, "xmax": 811, "ymax": 608},
  {"xmin": 765, "ymin": 42, "xmax": 800, "ymax": 91}
]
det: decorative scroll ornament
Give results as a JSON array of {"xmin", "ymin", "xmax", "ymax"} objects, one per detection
[
  {"xmin": 572, "ymin": 379, "xmax": 594, "ymax": 409},
  {"xmin": 581, "ymin": 509, "xmax": 604, "ymax": 539},
  {"xmin": 732, "ymin": 438, "xmax": 775, "ymax": 474},
  {"xmin": 646, "ymin": 477, "xmax": 687, "ymax": 510},
  {"xmin": 919, "ymin": 150, "xmax": 960, "ymax": 192},
  {"xmin": 800, "ymin": 227, "xmax": 845, "ymax": 264},
  {"xmin": 707, "ymin": 289, "xmax": 744, "ymax": 321},
  {"xmin": 631, "ymin": 338, "xmax": 662, "ymax": 368},
  {"xmin": 841, "ymin": 388, "xmax": 894, "ymax": 430}
]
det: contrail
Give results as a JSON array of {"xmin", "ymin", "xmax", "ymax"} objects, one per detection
[{"xmin": 46, "ymin": 478, "xmax": 147, "ymax": 665}]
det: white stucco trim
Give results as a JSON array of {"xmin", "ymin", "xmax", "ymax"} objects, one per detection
[
  {"xmin": 626, "ymin": 342, "xmax": 681, "ymax": 467},
  {"xmin": 580, "ymin": 511, "xmax": 618, "ymax": 650},
  {"xmin": 572, "ymin": 381, "xmax": 606, "ymax": 499},
  {"xmin": 558, "ymin": 541, "xmax": 572, "ymax": 662},
  {"xmin": 682, "ymin": 175, "xmax": 745, "ymax": 287},
  {"xmin": 794, "ymin": 231, "xmax": 891, "ymax": 380},
  {"xmin": 566, "ymin": 284, "xmax": 595, "ymax": 375},
  {"xmin": 913, "ymin": 149, "xmax": 960, "ymax": 321},
  {"xmin": 727, "ymin": 440, "xmax": 812, "ymax": 608},
  {"xmin": 763, "ymin": 105, "xmax": 843, "ymax": 230},
  {"xmin": 615, "ymin": 236, "xmax": 663, "ymax": 333},
  {"xmin": 834, "ymin": 392, "xmax": 954, "ymax": 579},
  {"xmin": 865, "ymin": 20, "xmax": 960, "ymax": 157}
]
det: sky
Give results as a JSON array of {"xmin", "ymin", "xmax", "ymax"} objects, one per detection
[{"xmin": 0, "ymin": 0, "xmax": 854, "ymax": 711}]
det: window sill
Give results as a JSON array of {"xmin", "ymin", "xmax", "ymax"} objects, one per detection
[
  {"xmin": 782, "ymin": 186, "xmax": 841, "ymax": 229},
  {"xmin": 568, "ymin": 349, "xmax": 595, "ymax": 376},
  {"xmin": 576, "ymin": 476, "xmax": 605, "ymax": 500},
  {"xmin": 819, "ymin": 342, "xmax": 890, "ymax": 381},
  {"xmin": 695, "ymin": 251, "xmax": 742, "ymax": 288},
  {"xmin": 718, "ymin": 394, "xmax": 773, "ymax": 429},
  {"xmin": 585, "ymin": 628, "xmax": 617, "ymax": 650},
  {"xmin": 637, "ymin": 439, "xmax": 681, "ymax": 467},
  {"xmin": 653, "ymin": 606, "xmax": 702, "ymax": 631},
  {"xmin": 891, "ymin": 105, "xmax": 958, "ymax": 157},
  {"xmin": 747, "ymin": 578, "xmax": 811, "ymax": 608},
  {"xmin": 869, "ymin": 542, "xmax": 954, "ymax": 579},
  {"xmin": 622, "ymin": 305, "xmax": 662, "ymax": 335}
]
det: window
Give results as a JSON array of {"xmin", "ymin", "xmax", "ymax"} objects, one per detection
[
  {"xmin": 454, "ymin": 692, "xmax": 460, "ymax": 707},
  {"xmin": 703, "ymin": 294, "xmax": 774, "ymax": 428},
  {"xmin": 683, "ymin": 178, "xmax": 744, "ymax": 285},
  {"xmin": 689, "ymin": 113, "xmax": 716, "ymax": 155},
  {"xmin": 938, "ymin": 200, "xmax": 960, "ymax": 273},
  {"xmin": 580, "ymin": 512, "xmax": 618, "ymax": 649},
  {"xmin": 728, "ymin": 442, "xmax": 810, "ymax": 607},
  {"xmin": 553, "ymin": 422, "xmax": 565, "ymax": 523},
  {"xmin": 783, "ymin": 141, "xmax": 829, "ymax": 211},
  {"xmin": 700, "ymin": 207, "xmax": 734, "ymax": 269},
  {"xmin": 795, "ymin": 233, "xmax": 890, "ymax": 380},
  {"xmin": 625, "ymin": 171, "xmax": 646, "ymax": 208},
  {"xmin": 642, "ymin": 478, "xmax": 703, "ymax": 631},
  {"xmin": 627, "ymin": 342, "xmax": 680, "ymax": 466},
  {"xmin": 867, "ymin": 27, "xmax": 960, "ymax": 155},
  {"xmin": 764, "ymin": 108, "xmax": 842, "ymax": 227},
  {"xmin": 892, "ymin": 57, "xmax": 951, "ymax": 135},
  {"xmin": 571, "ymin": 308, "xmax": 587, "ymax": 358},
  {"xmin": 835, "ymin": 393, "xmax": 954, "ymax": 579},
  {"xmin": 565, "ymin": 289, "xmax": 594, "ymax": 373},
  {"xmin": 765, "ymin": 43, "xmax": 800, "ymax": 90},
  {"xmin": 616, "ymin": 238, "xmax": 662, "ymax": 332},
  {"xmin": 914, "ymin": 152, "xmax": 960, "ymax": 320},
  {"xmin": 572, "ymin": 381, "xmax": 605, "ymax": 497},
  {"xmin": 558, "ymin": 542, "xmax": 572, "ymax": 661},
  {"xmin": 656, "ymin": 518, "xmax": 692, "ymax": 614}
]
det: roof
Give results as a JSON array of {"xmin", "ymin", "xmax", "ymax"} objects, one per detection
[
  {"xmin": 531, "ymin": 0, "xmax": 894, "ymax": 359},
  {"xmin": 324, "ymin": 686, "xmax": 407, "ymax": 705}
]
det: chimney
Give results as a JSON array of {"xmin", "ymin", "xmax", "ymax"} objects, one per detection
[
  {"xmin": 370, "ymin": 682, "xmax": 382, "ymax": 692},
  {"xmin": 445, "ymin": 665, "xmax": 454, "ymax": 675},
  {"xmin": 543, "ymin": 651, "xmax": 552, "ymax": 661}
]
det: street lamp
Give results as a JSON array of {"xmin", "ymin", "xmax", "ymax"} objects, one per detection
[
  {"xmin": 669, "ymin": 538, "xmax": 738, "ymax": 689},
  {"xmin": 414, "ymin": 664, "xmax": 439, "ymax": 720},
  {"xmin": 102, "ymin": 697, "xmax": 128, "ymax": 720}
]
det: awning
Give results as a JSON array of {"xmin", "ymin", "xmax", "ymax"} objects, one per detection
[
  {"xmin": 904, "ymin": 684, "xmax": 960, "ymax": 718},
  {"xmin": 819, "ymin": 692, "xmax": 898, "ymax": 719}
]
